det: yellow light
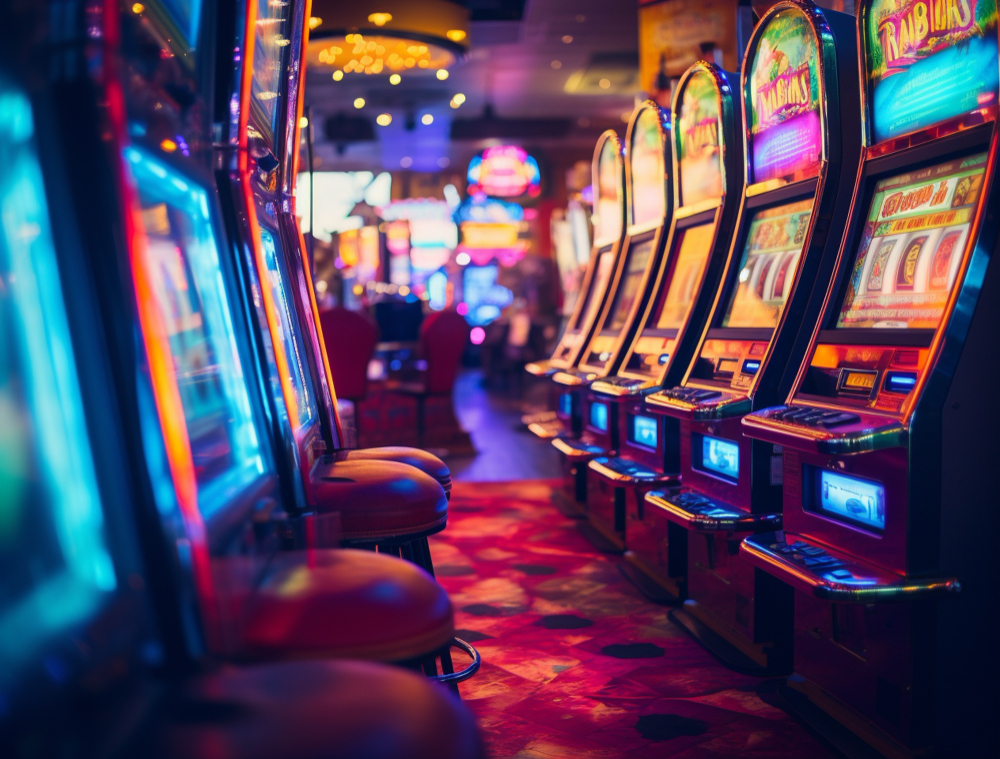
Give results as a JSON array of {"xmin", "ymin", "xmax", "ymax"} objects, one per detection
[
  {"xmin": 450, "ymin": 99, "xmax": 461, "ymax": 109},
  {"xmin": 376, "ymin": 113, "xmax": 392, "ymax": 126},
  {"xmin": 436, "ymin": 69, "xmax": 449, "ymax": 80},
  {"xmin": 405, "ymin": 57, "xmax": 416, "ymax": 68},
  {"xmin": 452, "ymin": 93, "xmax": 466, "ymax": 105},
  {"xmin": 389, "ymin": 73, "xmax": 401, "ymax": 85},
  {"xmin": 308, "ymin": 16, "xmax": 322, "ymax": 30},
  {"xmin": 299, "ymin": 116, "xmax": 309, "ymax": 128},
  {"xmin": 159, "ymin": 138, "xmax": 177, "ymax": 152},
  {"xmin": 421, "ymin": 114, "xmax": 433, "ymax": 125},
  {"xmin": 353, "ymin": 97, "xmax": 365, "ymax": 109},
  {"xmin": 446, "ymin": 29, "xmax": 467, "ymax": 42},
  {"xmin": 418, "ymin": 59, "xmax": 429, "ymax": 68},
  {"xmin": 368, "ymin": 12, "xmax": 392, "ymax": 26},
  {"xmin": 353, "ymin": 284, "xmax": 364, "ymax": 295},
  {"xmin": 599, "ymin": 78, "xmax": 611, "ymax": 89},
  {"xmin": 132, "ymin": 3, "xmax": 144, "ymax": 13},
  {"xmin": 399, "ymin": 285, "xmax": 410, "ymax": 296},
  {"xmin": 332, "ymin": 70, "xmax": 344, "ymax": 81}
]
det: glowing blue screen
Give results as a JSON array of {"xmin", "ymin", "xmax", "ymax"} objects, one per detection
[
  {"xmin": 700, "ymin": 436, "xmax": 739, "ymax": 480},
  {"xmin": 818, "ymin": 470, "xmax": 885, "ymax": 532},
  {"xmin": 630, "ymin": 415, "xmax": 658, "ymax": 448},
  {"xmin": 590, "ymin": 402, "xmax": 608, "ymax": 431}
]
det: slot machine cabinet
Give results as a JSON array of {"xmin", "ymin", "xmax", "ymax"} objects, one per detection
[
  {"xmin": 741, "ymin": 1, "xmax": 1000, "ymax": 753},
  {"xmin": 526, "ymin": 131, "xmax": 627, "ymax": 443},
  {"xmin": 549, "ymin": 102, "xmax": 673, "ymax": 539},
  {"xmin": 642, "ymin": 0, "xmax": 862, "ymax": 673},
  {"xmin": 585, "ymin": 62, "xmax": 745, "ymax": 600}
]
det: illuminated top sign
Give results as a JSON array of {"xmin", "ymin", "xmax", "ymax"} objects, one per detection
[
  {"xmin": 866, "ymin": 0, "xmax": 999, "ymax": 142},
  {"xmin": 748, "ymin": 7, "xmax": 824, "ymax": 183},
  {"xmin": 629, "ymin": 104, "xmax": 667, "ymax": 227},
  {"xmin": 455, "ymin": 194, "xmax": 526, "ymax": 266},
  {"xmin": 676, "ymin": 68, "xmax": 724, "ymax": 207},
  {"xmin": 593, "ymin": 134, "xmax": 624, "ymax": 245},
  {"xmin": 467, "ymin": 145, "xmax": 541, "ymax": 198}
]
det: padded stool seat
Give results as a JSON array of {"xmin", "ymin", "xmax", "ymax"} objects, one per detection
[
  {"xmin": 140, "ymin": 659, "xmax": 485, "ymax": 759},
  {"xmin": 242, "ymin": 549, "xmax": 453, "ymax": 662},
  {"xmin": 341, "ymin": 445, "xmax": 452, "ymax": 498},
  {"xmin": 312, "ymin": 459, "xmax": 448, "ymax": 541}
]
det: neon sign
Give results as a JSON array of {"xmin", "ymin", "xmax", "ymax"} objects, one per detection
[
  {"xmin": 867, "ymin": 0, "xmax": 999, "ymax": 142},
  {"xmin": 455, "ymin": 195, "xmax": 526, "ymax": 266},
  {"xmin": 467, "ymin": 145, "xmax": 541, "ymax": 198},
  {"xmin": 749, "ymin": 8, "xmax": 823, "ymax": 183}
]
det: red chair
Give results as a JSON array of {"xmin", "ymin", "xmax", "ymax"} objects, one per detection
[
  {"xmin": 391, "ymin": 309, "xmax": 474, "ymax": 453},
  {"xmin": 319, "ymin": 306, "xmax": 379, "ymax": 403}
]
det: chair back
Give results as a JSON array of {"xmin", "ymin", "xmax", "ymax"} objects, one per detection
[
  {"xmin": 319, "ymin": 307, "xmax": 379, "ymax": 402},
  {"xmin": 420, "ymin": 310, "xmax": 470, "ymax": 394}
]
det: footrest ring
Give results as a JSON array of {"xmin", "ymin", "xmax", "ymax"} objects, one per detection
[{"xmin": 432, "ymin": 637, "xmax": 481, "ymax": 685}]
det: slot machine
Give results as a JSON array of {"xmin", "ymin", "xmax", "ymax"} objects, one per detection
[
  {"xmin": 584, "ymin": 62, "xmax": 744, "ymax": 599},
  {"xmin": 740, "ymin": 1, "xmax": 1000, "ymax": 754},
  {"xmin": 641, "ymin": 0, "xmax": 862, "ymax": 673},
  {"xmin": 548, "ymin": 103, "xmax": 673, "ymax": 528},
  {"xmin": 524, "ymin": 131, "xmax": 627, "ymax": 442}
]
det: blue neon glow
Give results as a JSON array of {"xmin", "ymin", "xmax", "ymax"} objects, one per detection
[
  {"xmin": 699, "ymin": 436, "xmax": 739, "ymax": 481},
  {"xmin": 884, "ymin": 372, "xmax": 917, "ymax": 394},
  {"xmin": 127, "ymin": 147, "xmax": 265, "ymax": 516},
  {"xmin": 742, "ymin": 360, "xmax": 761, "ymax": 375},
  {"xmin": 630, "ymin": 415, "xmax": 658, "ymax": 448},
  {"xmin": 559, "ymin": 393, "xmax": 573, "ymax": 416},
  {"xmin": 590, "ymin": 402, "xmax": 609, "ymax": 431},
  {"xmin": 0, "ymin": 77, "xmax": 116, "ymax": 681},
  {"xmin": 259, "ymin": 228, "xmax": 317, "ymax": 426},
  {"xmin": 818, "ymin": 470, "xmax": 885, "ymax": 531}
]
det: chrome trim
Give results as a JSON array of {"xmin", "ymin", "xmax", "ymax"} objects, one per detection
[
  {"xmin": 552, "ymin": 437, "xmax": 607, "ymax": 459},
  {"xmin": 645, "ymin": 491, "xmax": 781, "ymax": 532},
  {"xmin": 591, "ymin": 377, "xmax": 658, "ymax": 397},
  {"xmin": 742, "ymin": 407, "xmax": 906, "ymax": 455},
  {"xmin": 645, "ymin": 390, "xmax": 750, "ymax": 420},
  {"xmin": 588, "ymin": 457, "xmax": 679, "ymax": 485}
]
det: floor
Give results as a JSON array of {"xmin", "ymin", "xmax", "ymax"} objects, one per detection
[
  {"xmin": 431, "ymin": 479, "xmax": 835, "ymax": 758},
  {"xmin": 448, "ymin": 370, "xmax": 562, "ymax": 482}
]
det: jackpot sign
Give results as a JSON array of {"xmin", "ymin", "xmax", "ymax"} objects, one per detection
[
  {"xmin": 748, "ymin": 7, "xmax": 824, "ymax": 183},
  {"xmin": 867, "ymin": 0, "xmax": 999, "ymax": 141}
]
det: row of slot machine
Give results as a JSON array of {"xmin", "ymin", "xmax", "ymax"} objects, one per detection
[
  {"xmin": 0, "ymin": 0, "xmax": 482, "ymax": 756},
  {"xmin": 528, "ymin": 0, "xmax": 998, "ymax": 755}
]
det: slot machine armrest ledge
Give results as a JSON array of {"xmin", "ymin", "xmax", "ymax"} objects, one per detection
[
  {"xmin": 740, "ymin": 532, "xmax": 962, "ymax": 602},
  {"xmin": 646, "ymin": 490, "xmax": 781, "ymax": 532},
  {"xmin": 644, "ymin": 390, "xmax": 750, "ymax": 420},
  {"xmin": 741, "ymin": 407, "xmax": 907, "ymax": 455},
  {"xmin": 552, "ymin": 370, "xmax": 597, "ymax": 387}
]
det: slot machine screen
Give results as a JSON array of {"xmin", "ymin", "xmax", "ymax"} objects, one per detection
[
  {"xmin": 259, "ymin": 228, "xmax": 317, "ymax": 427},
  {"xmin": 575, "ymin": 248, "xmax": 615, "ymax": 331},
  {"xmin": 836, "ymin": 153, "xmax": 987, "ymax": 329},
  {"xmin": 655, "ymin": 223, "xmax": 715, "ymax": 329},
  {"xmin": 809, "ymin": 468, "xmax": 885, "ymax": 532},
  {"xmin": 127, "ymin": 148, "xmax": 265, "ymax": 514},
  {"xmin": 1, "ymin": 82, "xmax": 116, "ymax": 683},
  {"xmin": 721, "ymin": 198, "xmax": 813, "ymax": 328},
  {"xmin": 590, "ymin": 402, "xmax": 609, "ymax": 431},
  {"xmin": 629, "ymin": 415, "xmax": 658, "ymax": 448},
  {"xmin": 693, "ymin": 434, "xmax": 739, "ymax": 482},
  {"xmin": 606, "ymin": 239, "xmax": 655, "ymax": 331}
]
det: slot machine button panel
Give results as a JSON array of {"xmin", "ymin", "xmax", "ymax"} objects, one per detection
[{"xmin": 646, "ymin": 488, "xmax": 782, "ymax": 532}]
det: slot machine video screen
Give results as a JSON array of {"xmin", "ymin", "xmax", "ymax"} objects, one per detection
[
  {"xmin": 836, "ymin": 153, "xmax": 987, "ymax": 329},
  {"xmin": 810, "ymin": 468, "xmax": 885, "ymax": 532},
  {"xmin": 606, "ymin": 238, "xmax": 654, "ymax": 331},
  {"xmin": 575, "ymin": 249, "xmax": 615, "ymax": 330},
  {"xmin": 629, "ymin": 415, "xmax": 658, "ymax": 448},
  {"xmin": 721, "ymin": 199, "xmax": 812, "ymax": 328},
  {"xmin": 693, "ymin": 434, "xmax": 739, "ymax": 482},
  {"xmin": 655, "ymin": 223, "xmax": 715, "ymax": 330}
]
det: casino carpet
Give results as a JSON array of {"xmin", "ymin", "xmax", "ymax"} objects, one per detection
[{"xmin": 431, "ymin": 479, "xmax": 835, "ymax": 759}]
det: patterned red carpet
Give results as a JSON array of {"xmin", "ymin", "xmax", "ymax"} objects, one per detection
[{"xmin": 432, "ymin": 479, "xmax": 835, "ymax": 759}]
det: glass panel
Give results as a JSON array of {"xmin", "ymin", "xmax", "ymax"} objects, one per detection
[
  {"xmin": 576, "ymin": 249, "xmax": 615, "ymax": 331},
  {"xmin": 837, "ymin": 153, "xmax": 987, "ymax": 329},
  {"xmin": 656, "ymin": 223, "xmax": 715, "ymax": 329},
  {"xmin": 249, "ymin": 0, "xmax": 294, "ymax": 149},
  {"xmin": 630, "ymin": 106, "xmax": 666, "ymax": 226},
  {"xmin": 721, "ymin": 198, "xmax": 813, "ymax": 328},
  {"xmin": 595, "ymin": 139, "xmax": 623, "ymax": 242},
  {"xmin": 259, "ymin": 227, "xmax": 318, "ymax": 427},
  {"xmin": 0, "ymin": 80, "xmax": 115, "ymax": 681},
  {"xmin": 126, "ymin": 147, "xmax": 264, "ymax": 514},
  {"xmin": 677, "ymin": 69, "xmax": 724, "ymax": 207},
  {"xmin": 607, "ymin": 238, "xmax": 654, "ymax": 331}
]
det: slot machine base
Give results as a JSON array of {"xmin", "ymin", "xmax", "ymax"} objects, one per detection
[
  {"xmin": 551, "ymin": 484, "xmax": 586, "ymax": 519},
  {"xmin": 621, "ymin": 486, "xmax": 686, "ymax": 602},
  {"xmin": 584, "ymin": 472, "xmax": 626, "ymax": 552},
  {"xmin": 669, "ymin": 600, "xmax": 788, "ymax": 677}
]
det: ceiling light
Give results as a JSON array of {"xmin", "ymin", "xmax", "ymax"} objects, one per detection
[
  {"xmin": 436, "ymin": 69, "xmax": 449, "ymax": 80},
  {"xmin": 389, "ymin": 73, "xmax": 401, "ymax": 84},
  {"xmin": 132, "ymin": 3, "xmax": 144, "ymax": 13},
  {"xmin": 332, "ymin": 70, "xmax": 344, "ymax": 81},
  {"xmin": 308, "ymin": 16, "xmax": 322, "ymax": 29},
  {"xmin": 450, "ymin": 99, "xmax": 461, "ymax": 109},
  {"xmin": 159, "ymin": 138, "xmax": 177, "ymax": 152},
  {"xmin": 401, "ymin": 156, "xmax": 413, "ymax": 168},
  {"xmin": 421, "ymin": 114, "xmax": 434, "ymax": 125},
  {"xmin": 368, "ymin": 12, "xmax": 392, "ymax": 26},
  {"xmin": 354, "ymin": 97, "xmax": 365, "ymax": 108},
  {"xmin": 456, "ymin": 252, "xmax": 471, "ymax": 266},
  {"xmin": 562, "ymin": 35, "xmax": 573, "ymax": 44},
  {"xmin": 447, "ymin": 29, "xmax": 466, "ymax": 42},
  {"xmin": 376, "ymin": 113, "xmax": 392, "ymax": 126},
  {"xmin": 298, "ymin": 116, "xmax": 309, "ymax": 128},
  {"xmin": 551, "ymin": 60, "xmax": 562, "ymax": 69},
  {"xmin": 452, "ymin": 93, "xmax": 466, "ymax": 105},
  {"xmin": 599, "ymin": 78, "xmax": 611, "ymax": 89}
]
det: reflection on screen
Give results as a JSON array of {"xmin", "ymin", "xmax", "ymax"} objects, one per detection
[
  {"xmin": 656, "ymin": 223, "xmax": 715, "ymax": 329},
  {"xmin": 607, "ymin": 239, "xmax": 654, "ymax": 331},
  {"xmin": 698, "ymin": 435, "xmax": 739, "ymax": 480},
  {"xmin": 250, "ymin": 0, "xmax": 292, "ymax": 147},
  {"xmin": 817, "ymin": 470, "xmax": 885, "ymax": 532},
  {"xmin": 128, "ymin": 148, "xmax": 264, "ymax": 513},
  {"xmin": 1, "ymin": 81, "xmax": 115, "ymax": 680},
  {"xmin": 260, "ymin": 228, "xmax": 316, "ymax": 428},
  {"xmin": 575, "ymin": 250, "xmax": 614, "ymax": 330},
  {"xmin": 721, "ymin": 199, "xmax": 812, "ymax": 328},
  {"xmin": 630, "ymin": 415, "xmax": 658, "ymax": 448},
  {"xmin": 837, "ymin": 154, "xmax": 987, "ymax": 329}
]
